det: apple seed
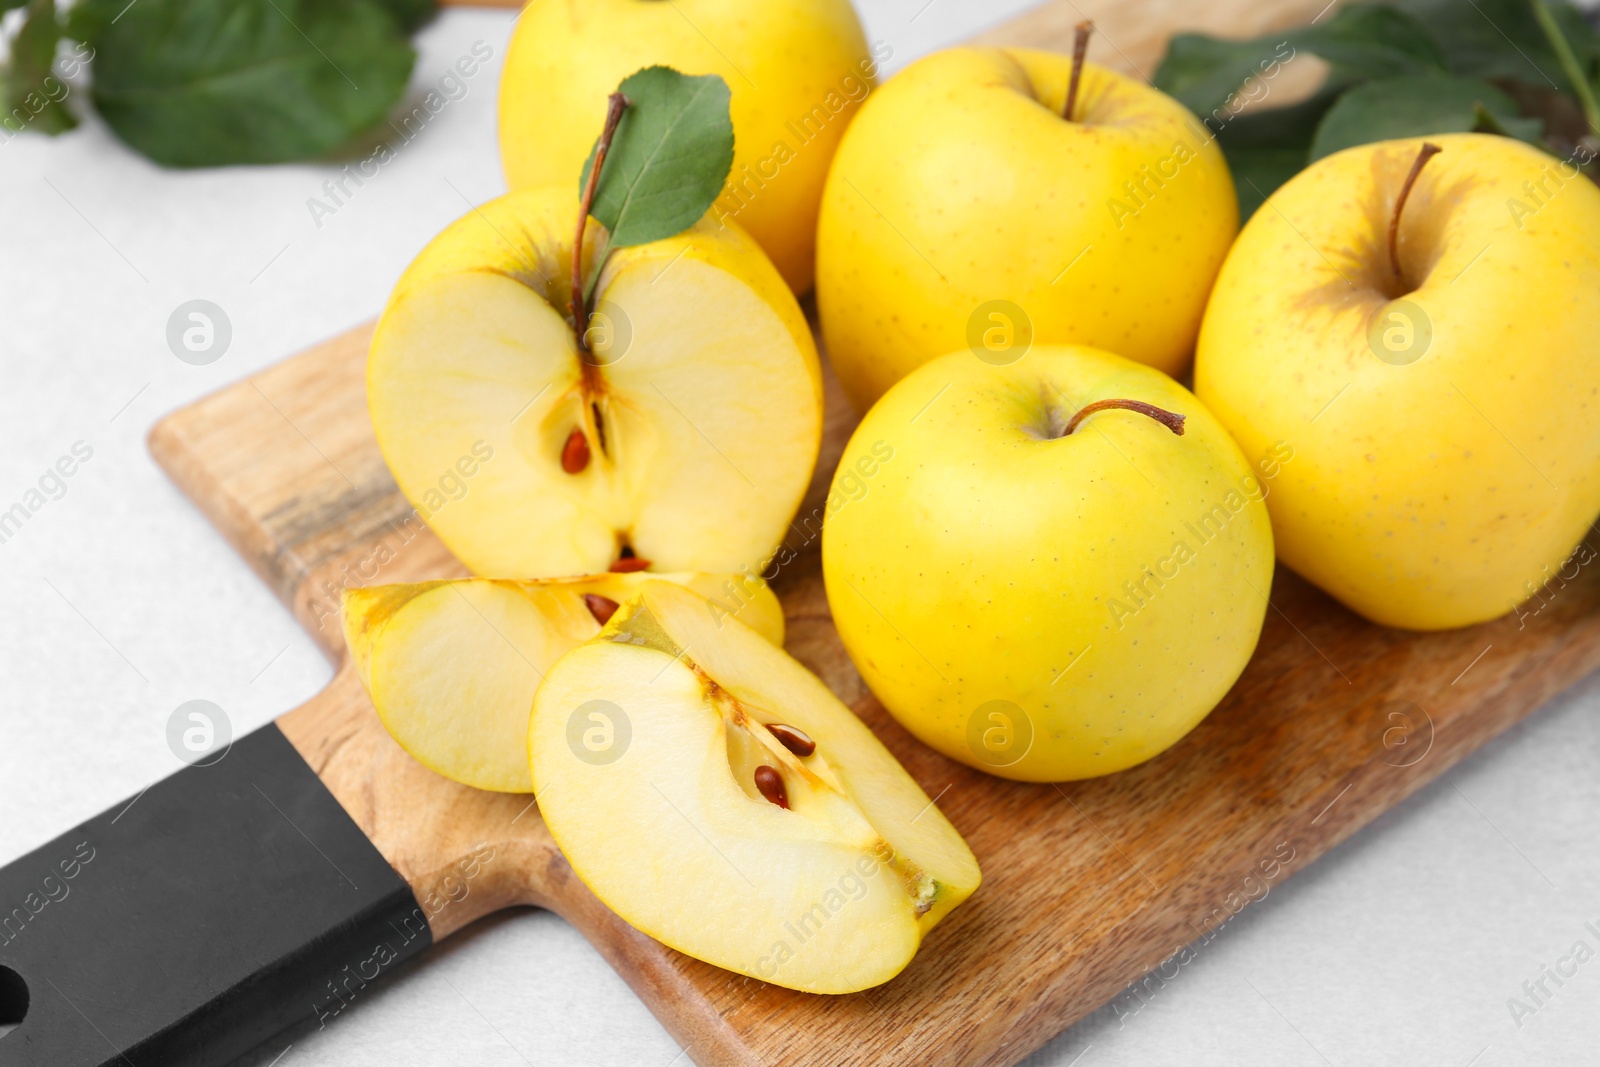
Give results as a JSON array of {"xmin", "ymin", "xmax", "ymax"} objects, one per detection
[
  {"xmin": 609, "ymin": 557, "xmax": 652, "ymax": 573},
  {"xmin": 584, "ymin": 593, "xmax": 620, "ymax": 625},
  {"xmin": 561, "ymin": 428, "xmax": 591, "ymax": 473},
  {"xmin": 766, "ymin": 723, "xmax": 816, "ymax": 757},
  {"xmin": 754, "ymin": 765, "xmax": 790, "ymax": 809}
]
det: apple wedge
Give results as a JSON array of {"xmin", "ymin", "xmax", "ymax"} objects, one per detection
[
  {"xmin": 367, "ymin": 186, "xmax": 823, "ymax": 578},
  {"xmin": 344, "ymin": 573, "xmax": 783, "ymax": 793},
  {"xmin": 530, "ymin": 581, "xmax": 981, "ymax": 993}
]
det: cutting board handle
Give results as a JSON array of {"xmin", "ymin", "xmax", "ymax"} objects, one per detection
[{"xmin": 0, "ymin": 725, "xmax": 429, "ymax": 1067}]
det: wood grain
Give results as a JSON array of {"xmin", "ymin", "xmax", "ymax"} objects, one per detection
[{"xmin": 144, "ymin": 2, "xmax": 1600, "ymax": 1065}]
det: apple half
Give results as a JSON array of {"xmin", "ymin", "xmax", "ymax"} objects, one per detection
[
  {"xmin": 343, "ymin": 573, "xmax": 783, "ymax": 793},
  {"xmin": 367, "ymin": 186, "xmax": 823, "ymax": 578},
  {"xmin": 530, "ymin": 581, "xmax": 981, "ymax": 993}
]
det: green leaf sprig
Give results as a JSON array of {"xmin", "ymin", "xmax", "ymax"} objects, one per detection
[
  {"xmin": 570, "ymin": 66, "xmax": 735, "ymax": 350},
  {"xmin": 1, "ymin": 0, "xmax": 436, "ymax": 165},
  {"xmin": 2, "ymin": 0, "xmax": 75, "ymax": 136},
  {"xmin": 1154, "ymin": 0, "xmax": 1600, "ymax": 218}
]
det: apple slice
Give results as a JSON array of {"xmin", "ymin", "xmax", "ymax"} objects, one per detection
[
  {"xmin": 343, "ymin": 573, "xmax": 783, "ymax": 793},
  {"xmin": 530, "ymin": 581, "xmax": 981, "ymax": 993},
  {"xmin": 367, "ymin": 185, "xmax": 823, "ymax": 578}
]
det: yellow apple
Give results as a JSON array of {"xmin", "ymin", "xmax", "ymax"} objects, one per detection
[
  {"xmin": 367, "ymin": 185, "xmax": 822, "ymax": 579},
  {"xmin": 1196, "ymin": 133, "xmax": 1600, "ymax": 630},
  {"xmin": 821, "ymin": 346, "xmax": 1274, "ymax": 782},
  {"xmin": 343, "ymin": 572, "xmax": 783, "ymax": 792},
  {"xmin": 500, "ymin": 0, "xmax": 879, "ymax": 294},
  {"xmin": 530, "ymin": 580, "xmax": 980, "ymax": 993},
  {"xmin": 816, "ymin": 46, "xmax": 1237, "ymax": 411}
]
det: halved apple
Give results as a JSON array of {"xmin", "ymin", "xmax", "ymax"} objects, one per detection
[
  {"xmin": 530, "ymin": 581, "xmax": 980, "ymax": 993},
  {"xmin": 343, "ymin": 573, "xmax": 783, "ymax": 793},
  {"xmin": 367, "ymin": 186, "xmax": 823, "ymax": 578}
]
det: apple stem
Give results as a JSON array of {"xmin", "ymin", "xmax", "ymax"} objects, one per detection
[
  {"xmin": 572, "ymin": 92, "xmax": 630, "ymax": 352},
  {"xmin": 1064, "ymin": 20, "xmax": 1093, "ymax": 121},
  {"xmin": 1063, "ymin": 398, "xmax": 1185, "ymax": 437},
  {"xmin": 1389, "ymin": 142, "xmax": 1442, "ymax": 286}
]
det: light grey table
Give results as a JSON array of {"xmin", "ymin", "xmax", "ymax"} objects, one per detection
[{"xmin": 1, "ymin": 3, "xmax": 1596, "ymax": 1065}]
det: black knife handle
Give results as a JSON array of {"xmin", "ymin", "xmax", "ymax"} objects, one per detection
[{"xmin": 0, "ymin": 724, "xmax": 430, "ymax": 1066}]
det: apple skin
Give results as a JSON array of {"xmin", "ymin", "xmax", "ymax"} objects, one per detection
[
  {"xmin": 500, "ymin": 0, "xmax": 877, "ymax": 295},
  {"xmin": 1195, "ymin": 133, "xmax": 1600, "ymax": 631},
  {"xmin": 816, "ymin": 47, "xmax": 1237, "ymax": 411},
  {"xmin": 821, "ymin": 346, "xmax": 1274, "ymax": 782}
]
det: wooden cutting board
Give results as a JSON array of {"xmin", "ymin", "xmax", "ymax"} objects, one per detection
[{"xmin": 142, "ymin": 2, "xmax": 1600, "ymax": 1064}]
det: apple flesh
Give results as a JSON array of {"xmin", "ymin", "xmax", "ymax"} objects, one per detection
[
  {"xmin": 1196, "ymin": 133, "xmax": 1600, "ymax": 629},
  {"xmin": 530, "ymin": 581, "xmax": 981, "ymax": 993},
  {"xmin": 367, "ymin": 186, "xmax": 823, "ymax": 579},
  {"xmin": 822, "ymin": 346, "xmax": 1275, "ymax": 782},
  {"xmin": 817, "ymin": 46, "xmax": 1237, "ymax": 410},
  {"xmin": 344, "ymin": 573, "xmax": 784, "ymax": 793}
]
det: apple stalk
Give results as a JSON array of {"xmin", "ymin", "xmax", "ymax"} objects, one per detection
[
  {"xmin": 1389, "ymin": 142, "xmax": 1442, "ymax": 287},
  {"xmin": 1063, "ymin": 21, "xmax": 1093, "ymax": 122},
  {"xmin": 1063, "ymin": 398, "xmax": 1185, "ymax": 437},
  {"xmin": 572, "ymin": 91, "xmax": 631, "ymax": 353}
]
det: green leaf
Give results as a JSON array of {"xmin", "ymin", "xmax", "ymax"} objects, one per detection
[
  {"xmin": 1296, "ymin": 3, "xmax": 1448, "ymax": 76},
  {"xmin": 1530, "ymin": 0, "xmax": 1600, "ymax": 137},
  {"xmin": 1155, "ymin": 35, "xmax": 1301, "ymax": 119},
  {"xmin": 1209, "ymin": 91, "xmax": 1340, "ymax": 218},
  {"xmin": 1471, "ymin": 101, "xmax": 1546, "ymax": 144},
  {"xmin": 578, "ymin": 66, "xmax": 734, "ymax": 251},
  {"xmin": 1156, "ymin": 4, "xmax": 1447, "ymax": 119},
  {"xmin": 1226, "ymin": 146, "xmax": 1314, "ymax": 220},
  {"xmin": 1397, "ymin": 0, "xmax": 1600, "ymax": 97},
  {"xmin": 1308, "ymin": 71, "xmax": 1529, "ymax": 159},
  {"xmin": 3, "ymin": 0, "xmax": 75, "ymax": 135},
  {"xmin": 370, "ymin": 0, "xmax": 436, "ymax": 34},
  {"xmin": 79, "ymin": 0, "xmax": 415, "ymax": 166}
]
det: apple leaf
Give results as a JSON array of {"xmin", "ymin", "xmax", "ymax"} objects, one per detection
[
  {"xmin": 369, "ymin": 0, "xmax": 437, "ymax": 34},
  {"xmin": 1470, "ymin": 102, "xmax": 1547, "ymax": 145},
  {"xmin": 1156, "ymin": 4, "xmax": 1447, "ymax": 119},
  {"xmin": 1396, "ymin": 0, "xmax": 1600, "ymax": 97},
  {"xmin": 75, "ymin": 0, "xmax": 415, "ymax": 166},
  {"xmin": 578, "ymin": 66, "xmax": 735, "ymax": 251},
  {"xmin": 1308, "ymin": 72, "xmax": 1536, "ymax": 159},
  {"xmin": 1154, "ymin": 0, "xmax": 1598, "ymax": 222},
  {"xmin": 1226, "ymin": 146, "xmax": 1317, "ymax": 219},
  {"xmin": 2, "ymin": 0, "xmax": 76, "ymax": 135},
  {"xmin": 1211, "ymin": 91, "xmax": 1341, "ymax": 218}
]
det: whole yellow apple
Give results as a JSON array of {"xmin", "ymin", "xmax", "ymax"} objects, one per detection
[
  {"xmin": 821, "ymin": 346, "xmax": 1274, "ymax": 782},
  {"xmin": 816, "ymin": 46, "xmax": 1237, "ymax": 411},
  {"xmin": 500, "ymin": 0, "xmax": 879, "ymax": 294},
  {"xmin": 1196, "ymin": 133, "xmax": 1600, "ymax": 630}
]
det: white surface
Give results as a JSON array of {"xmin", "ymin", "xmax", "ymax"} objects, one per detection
[{"xmin": 1, "ymin": 3, "xmax": 1597, "ymax": 1065}]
